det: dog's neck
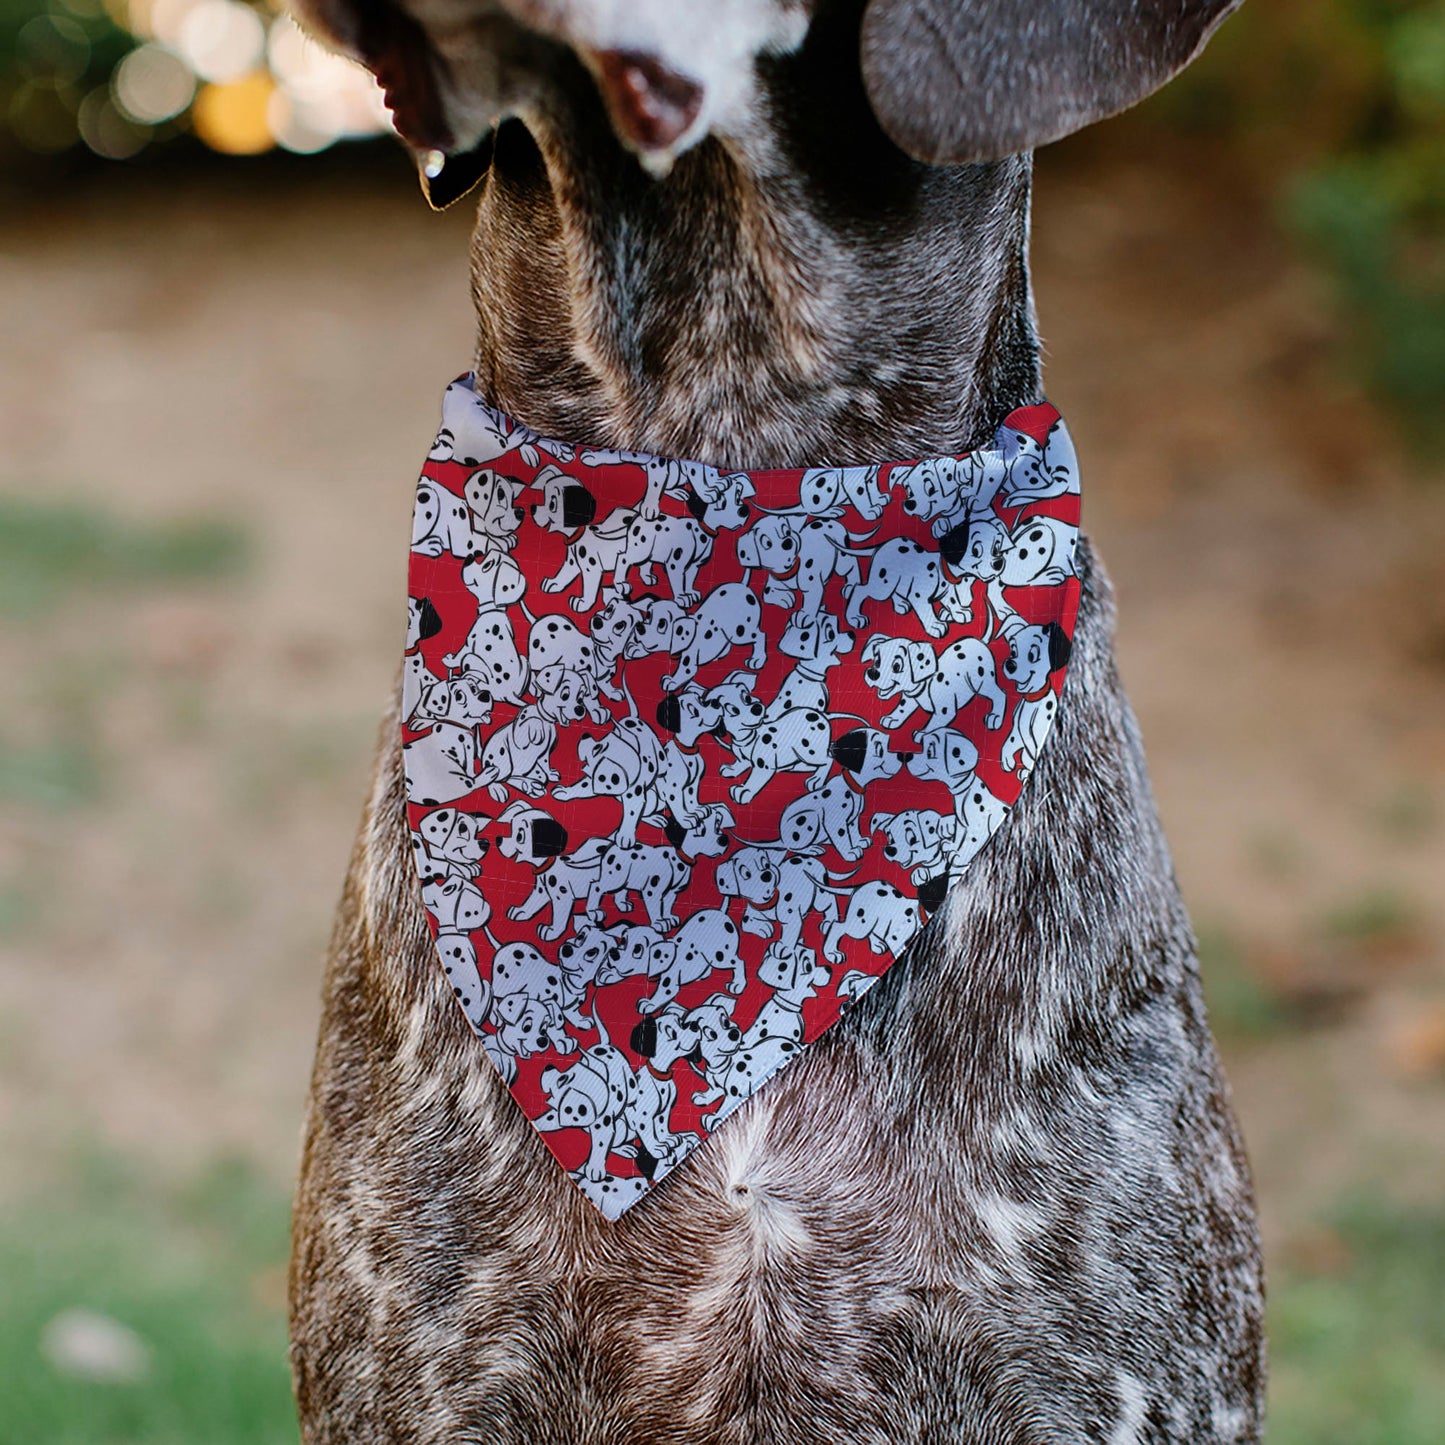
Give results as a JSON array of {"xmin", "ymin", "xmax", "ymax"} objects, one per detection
[{"xmin": 466, "ymin": 25, "xmax": 1041, "ymax": 472}]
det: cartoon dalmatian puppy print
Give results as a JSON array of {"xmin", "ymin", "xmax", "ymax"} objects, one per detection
[{"xmin": 403, "ymin": 377, "xmax": 1081, "ymax": 1218}]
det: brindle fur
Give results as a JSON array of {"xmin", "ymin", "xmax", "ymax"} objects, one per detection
[{"xmin": 288, "ymin": 2, "xmax": 1265, "ymax": 1439}]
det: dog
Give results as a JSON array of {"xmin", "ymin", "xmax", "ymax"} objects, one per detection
[{"xmin": 291, "ymin": 2, "xmax": 1264, "ymax": 1441}]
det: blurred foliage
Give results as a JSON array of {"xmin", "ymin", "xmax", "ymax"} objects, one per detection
[
  {"xmin": 1163, "ymin": 0, "xmax": 1445, "ymax": 444},
  {"xmin": 0, "ymin": 496, "xmax": 249, "ymax": 617},
  {"xmin": 0, "ymin": 1151, "xmax": 297, "ymax": 1445}
]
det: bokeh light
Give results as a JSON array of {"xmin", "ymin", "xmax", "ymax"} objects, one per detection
[{"xmin": 2, "ymin": 0, "xmax": 393, "ymax": 159}]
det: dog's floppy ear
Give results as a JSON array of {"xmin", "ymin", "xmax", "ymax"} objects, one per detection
[{"xmin": 860, "ymin": 0, "xmax": 1243, "ymax": 165}]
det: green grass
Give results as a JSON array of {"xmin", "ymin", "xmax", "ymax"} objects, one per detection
[
  {"xmin": 1269, "ymin": 1196, "xmax": 1445, "ymax": 1445},
  {"xmin": 0, "ymin": 1153, "xmax": 298, "ymax": 1445},
  {"xmin": 0, "ymin": 497, "xmax": 248, "ymax": 618}
]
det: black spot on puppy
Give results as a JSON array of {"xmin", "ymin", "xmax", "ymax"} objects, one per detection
[
  {"xmin": 531, "ymin": 820, "xmax": 569, "ymax": 859},
  {"xmin": 829, "ymin": 728, "xmax": 868, "ymax": 774},
  {"xmin": 919, "ymin": 873, "xmax": 951, "ymax": 913},
  {"xmin": 414, "ymin": 597, "xmax": 443, "ymax": 641},
  {"xmin": 561, "ymin": 485, "xmax": 596, "ymax": 529},
  {"xmin": 630, "ymin": 1018, "xmax": 658, "ymax": 1058},
  {"xmin": 1043, "ymin": 621, "xmax": 1073, "ymax": 671},
  {"xmin": 936, "ymin": 521, "xmax": 973, "ymax": 568}
]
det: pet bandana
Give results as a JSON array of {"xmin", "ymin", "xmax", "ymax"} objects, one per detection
[{"xmin": 403, "ymin": 376, "xmax": 1081, "ymax": 1219}]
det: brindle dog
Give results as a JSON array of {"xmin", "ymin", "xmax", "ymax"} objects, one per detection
[{"xmin": 286, "ymin": 2, "xmax": 1266, "ymax": 1440}]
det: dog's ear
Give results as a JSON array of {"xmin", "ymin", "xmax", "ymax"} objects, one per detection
[
  {"xmin": 860, "ymin": 0, "xmax": 1243, "ymax": 164},
  {"xmin": 1044, "ymin": 621, "xmax": 1074, "ymax": 672}
]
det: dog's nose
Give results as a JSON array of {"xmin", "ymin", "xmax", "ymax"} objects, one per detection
[
  {"xmin": 902, "ymin": 496, "xmax": 915, "ymax": 512},
  {"xmin": 513, "ymin": 506, "xmax": 525, "ymax": 521},
  {"xmin": 866, "ymin": 666, "xmax": 880, "ymax": 682},
  {"xmin": 884, "ymin": 844, "xmax": 896, "ymax": 857}
]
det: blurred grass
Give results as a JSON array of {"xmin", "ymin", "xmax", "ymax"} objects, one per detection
[
  {"xmin": 1270, "ymin": 1197, "xmax": 1445, "ymax": 1445},
  {"xmin": 0, "ymin": 1151, "xmax": 297, "ymax": 1445},
  {"xmin": 0, "ymin": 497, "xmax": 248, "ymax": 618}
]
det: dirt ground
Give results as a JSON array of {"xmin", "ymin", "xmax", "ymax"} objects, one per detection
[{"xmin": 1, "ymin": 140, "xmax": 1442, "ymax": 1271}]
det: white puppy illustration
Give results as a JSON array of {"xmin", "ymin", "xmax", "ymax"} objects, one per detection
[
  {"xmin": 529, "ymin": 465, "xmax": 597, "ymax": 535},
  {"xmin": 615, "ymin": 512, "xmax": 712, "ymax": 607},
  {"xmin": 554, "ymin": 717, "xmax": 666, "ymax": 847},
  {"xmin": 660, "ymin": 583, "xmax": 767, "ymax": 691},
  {"xmin": 862, "ymin": 634, "xmax": 1007, "ymax": 731},
  {"xmin": 907, "ymin": 726, "xmax": 980, "ymax": 791},
  {"xmin": 634, "ymin": 909, "xmax": 747, "ymax": 1014},
  {"xmin": 797, "ymin": 464, "xmax": 887, "ymax": 520},
  {"xmin": 843, "ymin": 536, "xmax": 949, "ymax": 637},
  {"xmin": 709, "ymin": 674, "xmax": 835, "ymax": 802},
  {"xmin": 822, "ymin": 880, "xmax": 921, "ymax": 965},
  {"xmin": 826, "ymin": 725, "xmax": 906, "ymax": 789},
  {"xmin": 463, "ymin": 468, "xmax": 528, "ymax": 554},
  {"xmin": 412, "ymin": 478, "xmax": 479, "ymax": 558},
  {"xmin": 543, "ymin": 507, "xmax": 637, "ymax": 612},
  {"xmin": 767, "ymin": 610, "xmax": 855, "ymax": 718}
]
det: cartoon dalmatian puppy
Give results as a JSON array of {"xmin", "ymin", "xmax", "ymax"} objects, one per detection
[
  {"xmin": 659, "ymin": 583, "xmax": 767, "ymax": 691},
  {"xmin": 529, "ymin": 464, "xmax": 597, "ymax": 535},
  {"xmin": 708, "ymin": 674, "xmax": 836, "ymax": 802},
  {"xmin": 999, "ymin": 624, "xmax": 1071, "ymax": 781},
  {"xmin": 433, "ymin": 932, "xmax": 491, "ymax": 1033},
  {"xmin": 442, "ymin": 550, "xmax": 530, "ymax": 705},
  {"xmin": 403, "ymin": 674, "xmax": 491, "ymax": 804},
  {"xmin": 415, "ymin": 807, "xmax": 490, "ymax": 880},
  {"xmin": 684, "ymin": 470, "xmax": 755, "ymax": 531},
  {"xmin": 629, "ymin": 1003, "xmax": 704, "ymax": 1071},
  {"xmin": 501, "ymin": 813, "xmax": 610, "ymax": 942},
  {"xmin": 797, "ymin": 464, "xmax": 888, "ymax": 520},
  {"xmin": 998, "ymin": 420, "xmax": 1079, "ymax": 507},
  {"xmin": 714, "ymin": 848, "xmax": 844, "ymax": 951},
  {"xmin": 842, "ymin": 536, "xmax": 950, "ymax": 637},
  {"xmin": 531, "ymin": 662, "xmax": 608, "ymax": 727},
  {"xmin": 654, "ymin": 683, "xmax": 725, "ymax": 748},
  {"xmin": 632, "ymin": 456, "xmax": 717, "ymax": 521},
  {"xmin": 696, "ymin": 1033, "xmax": 802, "ymax": 1132},
  {"xmin": 755, "ymin": 941, "xmax": 829, "ymax": 1029},
  {"xmin": 554, "ymin": 717, "xmax": 667, "ymax": 847},
  {"xmin": 412, "ymin": 477, "xmax": 479, "ymax": 558},
  {"xmin": 588, "ymin": 841, "xmax": 691, "ymax": 931},
  {"xmin": 462, "ymin": 468, "xmax": 529, "ymax": 555},
  {"xmin": 997, "ymin": 515, "xmax": 1079, "ymax": 589},
  {"xmin": 889, "ymin": 456, "xmax": 978, "ymax": 539},
  {"xmin": 661, "ymin": 802, "xmax": 735, "ymax": 860},
  {"xmin": 526, "ymin": 615, "xmax": 608, "ymax": 726},
  {"xmin": 588, "ymin": 590, "xmax": 647, "ymax": 700},
  {"xmin": 542, "ymin": 507, "xmax": 637, "ymax": 612},
  {"xmin": 422, "ymin": 873, "xmax": 497, "ymax": 943},
  {"xmin": 826, "ymin": 726, "xmax": 907, "ymax": 789},
  {"xmin": 491, "ymin": 938, "xmax": 587, "ymax": 1036},
  {"xmin": 634, "ymin": 909, "xmax": 747, "ymax": 1014},
  {"xmin": 626, "ymin": 595, "xmax": 691, "ymax": 665},
  {"xmin": 735, "ymin": 514, "xmax": 870, "ymax": 612},
  {"xmin": 403, "ymin": 597, "xmax": 443, "ymax": 722},
  {"xmin": 411, "ymin": 669, "xmax": 494, "ymax": 731},
  {"xmin": 933, "ymin": 516, "xmax": 1010, "ymax": 625},
  {"xmin": 656, "ymin": 736, "xmax": 707, "ymax": 831},
  {"xmin": 496, "ymin": 801, "xmax": 571, "ymax": 865},
  {"xmin": 768, "ymin": 773, "xmax": 869, "ymax": 861},
  {"xmin": 474, "ymin": 707, "xmax": 560, "ymax": 801},
  {"xmin": 767, "ymin": 610, "xmax": 855, "ymax": 719},
  {"xmin": 822, "ymin": 880, "xmax": 921, "ymax": 966},
  {"xmin": 435, "ymin": 391, "xmax": 575, "ymax": 469},
  {"xmin": 533, "ymin": 1028, "xmax": 637, "ymax": 1183},
  {"xmin": 862, "ymin": 634, "xmax": 1008, "ymax": 731},
  {"xmin": 907, "ymin": 726, "xmax": 981, "ymax": 792},
  {"xmin": 615, "ymin": 512, "xmax": 713, "ymax": 607},
  {"xmin": 870, "ymin": 807, "xmax": 957, "ymax": 885},
  {"xmin": 594, "ymin": 921, "xmax": 662, "ymax": 986},
  {"xmin": 555, "ymin": 918, "xmax": 624, "ymax": 997}
]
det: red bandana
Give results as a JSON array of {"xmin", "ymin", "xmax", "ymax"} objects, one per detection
[{"xmin": 404, "ymin": 377, "xmax": 1081, "ymax": 1218}]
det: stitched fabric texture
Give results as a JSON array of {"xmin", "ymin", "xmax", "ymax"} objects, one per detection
[{"xmin": 403, "ymin": 376, "xmax": 1082, "ymax": 1218}]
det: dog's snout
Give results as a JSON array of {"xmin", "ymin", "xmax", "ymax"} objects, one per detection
[{"xmin": 866, "ymin": 666, "xmax": 880, "ymax": 682}]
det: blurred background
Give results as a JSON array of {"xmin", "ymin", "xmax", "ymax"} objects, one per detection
[{"xmin": 1, "ymin": 1, "xmax": 1442, "ymax": 1440}]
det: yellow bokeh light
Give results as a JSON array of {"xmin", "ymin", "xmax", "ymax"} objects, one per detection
[{"xmin": 191, "ymin": 71, "xmax": 274, "ymax": 154}]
